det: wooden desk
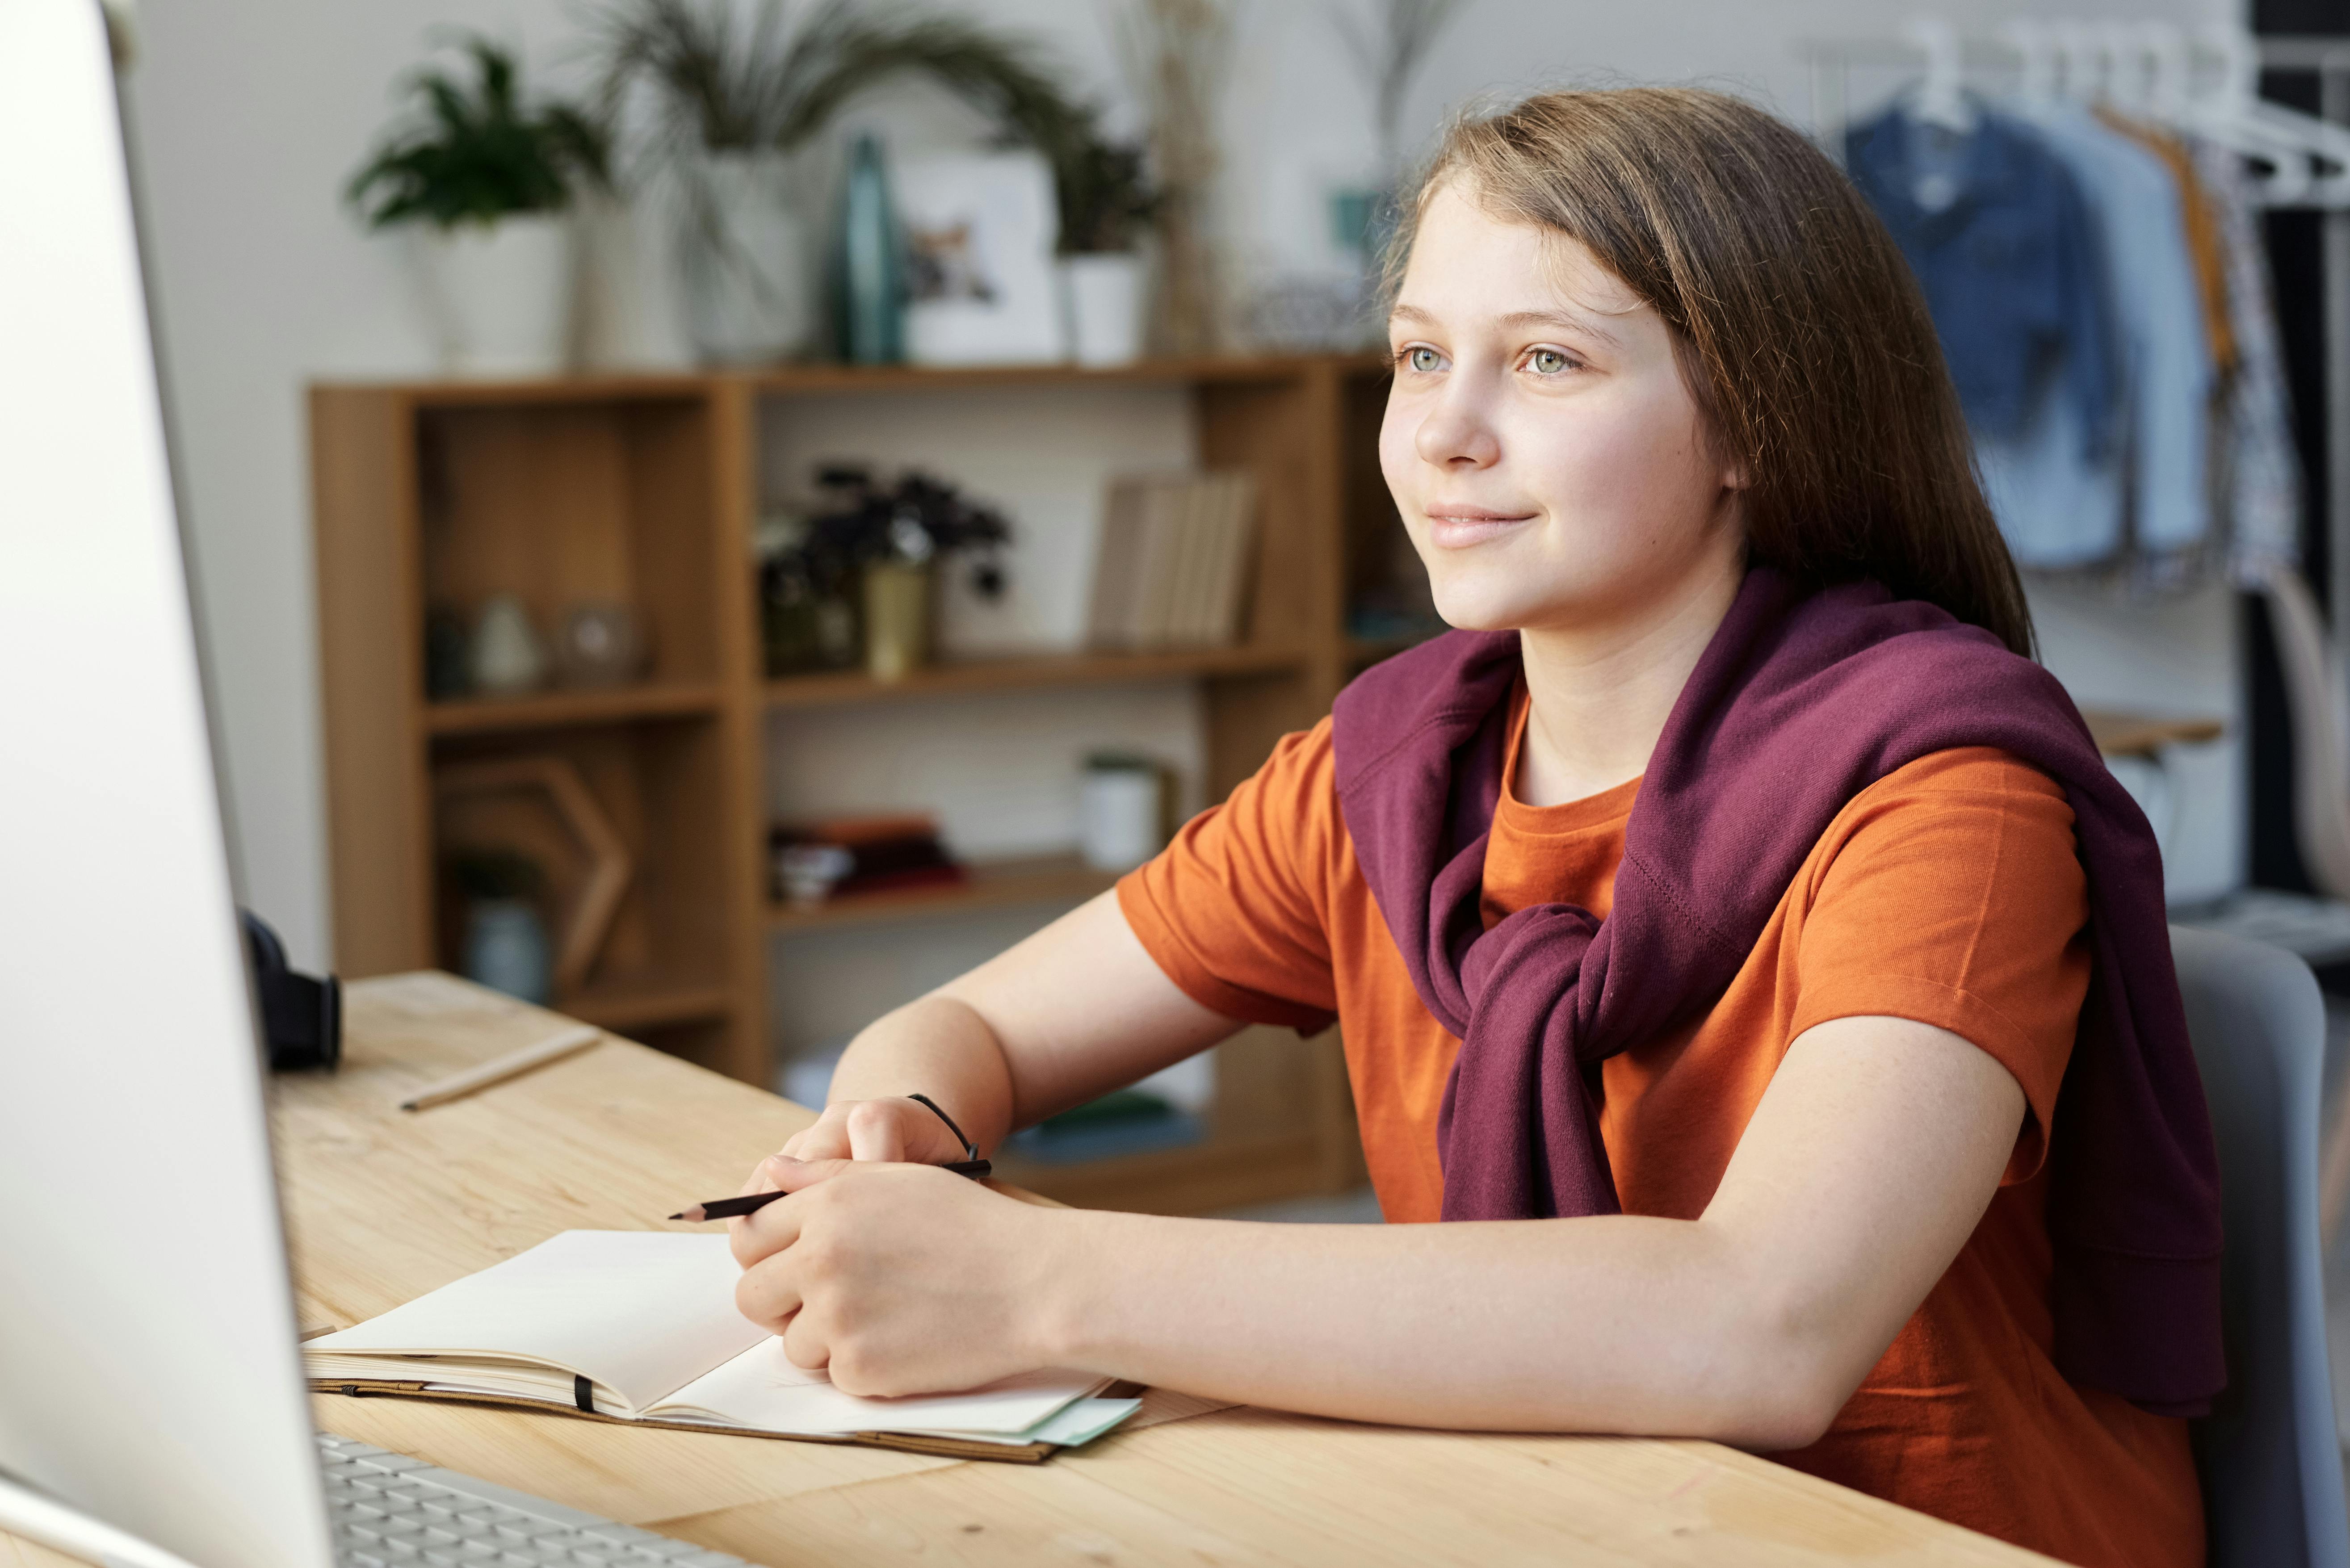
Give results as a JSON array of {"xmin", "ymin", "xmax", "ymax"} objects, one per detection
[
  {"xmin": 5, "ymin": 975, "xmax": 2052, "ymax": 1567},
  {"xmin": 2080, "ymin": 707, "xmax": 2226, "ymax": 761}
]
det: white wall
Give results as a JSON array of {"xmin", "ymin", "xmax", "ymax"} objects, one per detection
[{"xmin": 124, "ymin": 0, "xmax": 2244, "ymax": 980}]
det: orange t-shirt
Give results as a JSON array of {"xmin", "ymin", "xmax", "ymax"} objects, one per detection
[{"xmin": 1118, "ymin": 700, "xmax": 2203, "ymax": 1568}]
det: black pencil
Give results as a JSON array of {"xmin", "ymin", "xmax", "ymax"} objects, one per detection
[{"xmin": 667, "ymin": 1160, "xmax": 991, "ymax": 1221}]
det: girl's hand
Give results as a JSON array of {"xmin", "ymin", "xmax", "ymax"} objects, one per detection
[
  {"xmin": 742, "ymin": 1097, "xmax": 968, "ymax": 1197},
  {"xmin": 728, "ymin": 1158, "xmax": 1074, "ymax": 1396}
]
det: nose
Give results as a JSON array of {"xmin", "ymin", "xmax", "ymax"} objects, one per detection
[{"xmin": 1412, "ymin": 379, "xmax": 1502, "ymax": 470}]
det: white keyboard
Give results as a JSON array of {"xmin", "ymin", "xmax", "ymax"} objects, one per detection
[{"xmin": 318, "ymin": 1433, "xmax": 752, "ymax": 1567}]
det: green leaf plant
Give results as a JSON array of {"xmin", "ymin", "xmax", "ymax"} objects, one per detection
[
  {"xmin": 348, "ymin": 36, "xmax": 610, "ymax": 231},
  {"xmin": 591, "ymin": 0, "xmax": 1156, "ymax": 254}
]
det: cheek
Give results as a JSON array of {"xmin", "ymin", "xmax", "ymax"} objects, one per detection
[
  {"xmin": 1378, "ymin": 403, "xmax": 1437, "ymax": 554},
  {"xmin": 1536, "ymin": 399, "xmax": 1703, "ymax": 525},
  {"xmin": 1377, "ymin": 402, "xmax": 1418, "ymax": 507}
]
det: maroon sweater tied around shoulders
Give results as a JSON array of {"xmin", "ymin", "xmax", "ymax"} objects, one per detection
[{"xmin": 1329, "ymin": 566, "xmax": 2224, "ymax": 1417}]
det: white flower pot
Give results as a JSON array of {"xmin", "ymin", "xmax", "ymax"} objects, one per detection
[
  {"xmin": 1080, "ymin": 761, "xmax": 1164, "ymax": 871},
  {"xmin": 1060, "ymin": 252, "xmax": 1147, "ymax": 367},
  {"xmin": 414, "ymin": 214, "xmax": 574, "ymax": 378},
  {"xmin": 677, "ymin": 150, "xmax": 814, "ymax": 366}
]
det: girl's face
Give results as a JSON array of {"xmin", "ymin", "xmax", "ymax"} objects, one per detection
[{"xmin": 1381, "ymin": 182, "xmax": 1745, "ymax": 637}]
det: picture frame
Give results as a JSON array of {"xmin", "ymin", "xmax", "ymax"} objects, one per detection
[{"xmin": 897, "ymin": 149, "xmax": 1066, "ymax": 366}]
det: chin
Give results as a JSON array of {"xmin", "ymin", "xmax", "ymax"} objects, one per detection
[{"xmin": 1426, "ymin": 568, "xmax": 1567, "ymax": 633}]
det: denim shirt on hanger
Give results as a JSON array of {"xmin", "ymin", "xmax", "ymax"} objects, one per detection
[
  {"xmin": 2006, "ymin": 102, "xmax": 2213, "ymax": 565},
  {"xmin": 1846, "ymin": 104, "xmax": 2115, "ymax": 450}
]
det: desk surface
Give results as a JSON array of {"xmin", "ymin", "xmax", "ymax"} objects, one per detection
[{"xmin": 7, "ymin": 975, "xmax": 2053, "ymax": 1568}]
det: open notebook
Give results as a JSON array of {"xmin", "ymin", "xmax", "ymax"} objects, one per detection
[{"xmin": 305, "ymin": 1231, "xmax": 1136, "ymax": 1462}]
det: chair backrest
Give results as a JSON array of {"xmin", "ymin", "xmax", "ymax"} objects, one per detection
[
  {"xmin": 2173, "ymin": 924, "xmax": 2350, "ymax": 1568},
  {"xmin": 2259, "ymin": 570, "xmax": 2350, "ymax": 900}
]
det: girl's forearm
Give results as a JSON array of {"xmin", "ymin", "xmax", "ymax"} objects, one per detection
[
  {"xmin": 824, "ymin": 996, "xmax": 1020, "ymax": 1153},
  {"xmin": 1036, "ymin": 1208, "xmax": 1833, "ymax": 1449}
]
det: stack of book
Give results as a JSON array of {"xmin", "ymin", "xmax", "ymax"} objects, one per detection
[
  {"xmin": 769, "ymin": 813, "xmax": 964, "ymax": 906},
  {"xmin": 1085, "ymin": 470, "xmax": 1259, "ymax": 650}
]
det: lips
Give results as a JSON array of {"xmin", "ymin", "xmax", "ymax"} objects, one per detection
[{"xmin": 1424, "ymin": 509, "xmax": 1536, "ymax": 549}]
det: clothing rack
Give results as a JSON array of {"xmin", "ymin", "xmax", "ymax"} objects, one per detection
[{"xmin": 1801, "ymin": 29, "xmax": 2350, "ymax": 664}]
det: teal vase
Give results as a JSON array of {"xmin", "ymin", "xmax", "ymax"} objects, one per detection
[{"xmin": 834, "ymin": 133, "xmax": 903, "ymax": 364}]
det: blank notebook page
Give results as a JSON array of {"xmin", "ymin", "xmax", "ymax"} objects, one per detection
[
  {"xmin": 306, "ymin": 1231, "xmax": 762, "ymax": 1412},
  {"xmin": 652, "ymin": 1337, "xmax": 1104, "ymax": 1435}
]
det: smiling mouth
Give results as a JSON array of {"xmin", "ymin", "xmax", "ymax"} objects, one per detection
[{"xmin": 1424, "ymin": 510, "xmax": 1536, "ymax": 547}]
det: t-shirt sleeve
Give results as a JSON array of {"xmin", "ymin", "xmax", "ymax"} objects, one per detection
[
  {"xmin": 1116, "ymin": 717, "xmax": 1342, "ymax": 1034},
  {"xmin": 1787, "ymin": 748, "xmax": 2091, "ymax": 1185}
]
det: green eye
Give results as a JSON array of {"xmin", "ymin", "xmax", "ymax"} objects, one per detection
[
  {"xmin": 1528, "ymin": 348, "xmax": 1572, "ymax": 374},
  {"xmin": 1407, "ymin": 346, "xmax": 1444, "ymax": 373}
]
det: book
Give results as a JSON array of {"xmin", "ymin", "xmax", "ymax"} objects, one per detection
[
  {"xmin": 304, "ymin": 1231, "xmax": 1132, "ymax": 1463},
  {"xmin": 769, "ymin": 813, "xmax": 965, "ymax": 905},
  {"xmin": 1197, "ymin": 472, "xmax": 1259, "ymax": 646},
  {"xmin": 1165, "ymin": 478, "xmax": 1221, "ymax": 646},
  {"xmin": 1085, "ymin": 477, "xmax": 1151, "ymax": 647},
  {"xmin": 1086, "ymin": 471, "xmax": 1260, "ymax": 651},
  {"xmin": 1126, "ymin": 479, "xmax": 1191, "ymax": 648}
]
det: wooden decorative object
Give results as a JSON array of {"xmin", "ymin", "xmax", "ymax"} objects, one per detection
[{"xmin": 436, "ymin": 757, "xmax": 633, "ymax": 996}]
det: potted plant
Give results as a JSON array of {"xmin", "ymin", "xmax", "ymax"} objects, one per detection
[
  {"xmin": 593, "ymin": 0, "xmax": 843, "ymax": 364},
  {"xmin": 594, "ymin": 0, "xmax": 1112, "ymax": 366},
  {"xmin": 1055, "ymin": 135, "xmax": 1158, "ymax": 365},
  {"xmin": 764, "ymin": 467, "xmax": 1010, "ymax": 681},
  {"xmin": 348, "ymin": 38, "xmax": 608, "ymax": 377}
]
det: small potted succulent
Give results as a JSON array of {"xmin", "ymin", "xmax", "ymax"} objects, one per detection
[
  {"xmin": 1054, "ymin": 135, "xmax": 1158, "ymax": 365},
  {"xmin": 761, "ymin": 467, "xmax": 1010, "ymax": 681},
  {"xmin": 348, "ymin": 38, "xmax": 608, "ymax": 376}
]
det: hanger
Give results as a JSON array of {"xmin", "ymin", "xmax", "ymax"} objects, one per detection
[
  {"xmin": 2100, "ymin": 21, "xmax": 2155, "ymax": 115},
  {"xmin": 2001, "ymin": 19, "xmax": 2060, "ymax": 109},
  {"xmin": 1904, "ymin": 17, "xmax": 1978, "ymax": 134},
  {"xmin": 2050, "ymin": 21, "xmax": 2107, "ymax": 106},
  {"xmin": 2139, "ymin": 22, "xmax": 2194, "ymax": 125},
  {"xmin": 2191, "ymin": 24, "xmax": 2345, "ymax": 205}
]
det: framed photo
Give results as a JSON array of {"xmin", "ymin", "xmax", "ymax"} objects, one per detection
[{"xmin": 897, "ymin": 149, "xmax": 1066, "ymax": 366}]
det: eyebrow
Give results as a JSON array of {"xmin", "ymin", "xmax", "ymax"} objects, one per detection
[{"xmin": 1388, "ymin": 303, "xmax": 1626, "ymax": 350}]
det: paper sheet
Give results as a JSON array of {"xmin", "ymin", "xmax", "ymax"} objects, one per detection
[
  {"xmin": 945, "ymin": 1397, "xmax": 1143, "ymax": 1448},
  {"xmin": 306, "ymin": 1232, "xmax": 762, "ymax": 1414},
  {"xmin": 650, "ymin": 1336, "xmax": 1106, "ymax": 1436}
]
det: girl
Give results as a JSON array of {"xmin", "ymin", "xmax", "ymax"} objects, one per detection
[{"xmin": 725, "ymin": 88, "xmax": 2220, "ymax": 1567}]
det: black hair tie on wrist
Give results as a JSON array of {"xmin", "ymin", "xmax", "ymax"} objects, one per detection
[{"xmin": 906, "ymin": 1093, "xmax": 992, "ymax": 1179}]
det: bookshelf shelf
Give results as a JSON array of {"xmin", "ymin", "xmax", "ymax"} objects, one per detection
[
  {"xmin": 314, "ymin": 352, "xmax": 1391, "ymax": 1214},
  {"xmin": 768, "ymin": 853, "xmax": 1118, "ymax": 935},
  {"xmin": 425, "ymin": 681, "xmax": 727, "ymax": 735},
  {"xmin": 764, "ymin": 645, "xmax": 1309, "ymax": 710}
]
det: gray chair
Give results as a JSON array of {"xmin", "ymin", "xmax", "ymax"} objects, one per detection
[{"xmin": 2174, "ymin": 924, "xmax": 2350, "ymax": 1567}]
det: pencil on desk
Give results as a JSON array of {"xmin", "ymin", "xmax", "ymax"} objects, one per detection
[{"xmin": 398, "ymin": 1023, "xmax": 604, "ymax": 1111}]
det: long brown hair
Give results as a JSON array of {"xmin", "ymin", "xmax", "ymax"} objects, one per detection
[{"xmin": 1389, "ymin": 86, "xmax": 2034, "ymax": 658}]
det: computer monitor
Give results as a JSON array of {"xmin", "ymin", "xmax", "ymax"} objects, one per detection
[{"xmin": 0, "ymin": 4, "xmax": 336, "ymax": 1565}]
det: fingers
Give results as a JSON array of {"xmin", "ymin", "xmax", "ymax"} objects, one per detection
[
  {"xmin": 734, "ymin": 1254, "xmax": 803, "ymax": 1334},
  {"xmin": 787, "ymin": 1111, "xmax": 856, "ymax": 1164},
  {"xmin": 781, "ymin": 1307, "xmax": 830, "ymax": 1372},
  {"xmin": 844, "ymin": 1100, "xmax": 909, "ymax": 1163},
  {"xmin": 729, "ymin": 1182, "xmax": 807, "ymax": 1268}
]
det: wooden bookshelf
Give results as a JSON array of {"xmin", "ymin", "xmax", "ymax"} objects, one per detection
[
  {"xmin": 764, "ymin": 645, "xmax": 1310, "ymax": 709},
  {"xmin": 311, "ymin": 354, "xmax": 1389, "ymax": 1213},
  {"xmin": 768, "ymin": 854, "xmax": 1119, "ymax": 934},
  {"xmin": 426, "ymin": 680, "xmax": 728, "ymax": 734}
]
